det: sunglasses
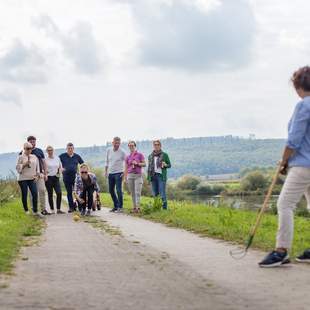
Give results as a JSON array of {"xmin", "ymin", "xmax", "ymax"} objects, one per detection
[
  {"xmin": 25, "ymin": 148, "xmax": 32, "ymax": 150},
  {"xmin": 154, "ymin": 144, "xmax": 160, "ymax": 146},
  {"xmin": 81, "ymin": 171, "xmax": 88, "ymax": 174}
]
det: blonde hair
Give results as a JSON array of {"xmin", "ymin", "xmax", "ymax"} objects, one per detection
[
  {"xmin": 80, "ymin": 163, "xmax": 89, "ymax": 170},
  {"xmin": 23, "ymin": 142, "xmax": 32, "ymax": 149},
  {"xmin": 46, "ymin": 145, "xmax": 54, "ymax": 151}
]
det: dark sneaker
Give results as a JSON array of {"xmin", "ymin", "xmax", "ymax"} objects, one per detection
[
  {"xmin": 110, "ymin": 208, "xmax": 118, "ymax": 213},
  {"xmin": 68, "ymin": 208, "xmax": 74, "ymax": 213},
  {"xmin": 80, "ymin": 209, "xmax": 86, "ymax": 216},
  {"xmin": 296, "ymin": 249, "xmax": 310, "ymax": 263},
  {"xmin": 57, "ymin": 210, "xmax": 66, "ymax": 214},
  {"xmin": 41, "ymin": 210, "xmax": 51, "ymax": 216},
  {"xmin": 86, "ymin": 210, "xmax": 91, "ymax": 216},
  {"xmin": 259, "ymin": 251, "xmax": 290, "ymax": 268}
]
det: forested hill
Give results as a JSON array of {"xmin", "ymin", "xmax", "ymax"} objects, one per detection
[{"xmin": 0, "ymin": 136, "xmax": 285, "ymax": 179}]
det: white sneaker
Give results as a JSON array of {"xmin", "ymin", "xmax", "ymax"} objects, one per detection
[
  {"xmin": 25, "ymin": 211, "xmax": 30, "ymax": 215},
  {"xmin": 50, "ymin": 210, "xmax": 55, "ymax": 214}
]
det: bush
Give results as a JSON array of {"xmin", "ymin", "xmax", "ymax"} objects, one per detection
[
  {"xmin": 241, "ymin": 171, "xmax": 268, "ymax": 191},
  {"xmin": 195, "ymin": 182, "xmax": 225, "ymax": 195},
  {"xmin": 176, "ymin": 175, "xmax": 202, "ymax": 191},
  {"xmin": 92, "ymin": 168, "xmax": 108, "ymax": 193}
]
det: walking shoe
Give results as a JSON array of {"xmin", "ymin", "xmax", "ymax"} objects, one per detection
[
  {"xmin": 258, "ymin": 250, "xmax": 290, "ymax": 268},
  {"xmin": 41, "ymin": 209, "xmax": 51, "ymax": 216},
  {"xmin": 33, "ymin": 212, "xmax": 44, "ymax": 219},
  {"xmin": 109, "ymin": 208, "xmax": 118, "ymax": 212},
  {"xmin": 57, "ymin": 210, "xmax": 66, "ymax": 214},
  {"xmin": 25, "ymin": 211, "xmax": 30, "ymax": 215},
  {"xmin": 296, "ymin": 249, "xmax": 310, "ymax": 263},
  {"xmin": 116, "ymin": 208, "xmax": 123, "ymax": 213},
  {"xmin": 50, "ymin": 209, "xmax": 55, "ymax": 214},
  {"xmin": 86, "ymin": 210, "xmax": 91, "ymax": 216},
  {"xmin": 68, "ymin": 208, "xmax": 74, "ymax": 213},
  {"xmin": 81, "ymin": 209, "xmax": 86, "ymax": 216}
]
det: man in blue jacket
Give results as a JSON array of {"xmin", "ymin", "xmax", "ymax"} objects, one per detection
[{"xmin": 59, "ymin": 143, "xmax": 84, "ymax": 212}]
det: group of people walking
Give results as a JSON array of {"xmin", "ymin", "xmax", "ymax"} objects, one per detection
[{"xmin": 16, "ymin": 136, "xmax": 171, "ymax": 217}]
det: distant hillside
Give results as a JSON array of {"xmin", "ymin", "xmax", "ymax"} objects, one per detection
[{"xmin": 0, "ymin": 136, "xmax": 285, "ymax": 179}]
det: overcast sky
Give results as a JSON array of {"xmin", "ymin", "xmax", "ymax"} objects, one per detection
[{"xmin": 0, "ymin": 0, "xmax": 309, "ymax": 152}]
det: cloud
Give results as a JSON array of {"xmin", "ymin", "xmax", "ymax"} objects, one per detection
[
  {"xmin": 0, "ymin": 88, "xmax": 22, "ymax": 107},
  {"xmin": 0, "ymin": 39, "xmax": 47, "ymax": 84},
  {"xmin": 33, "ymin": 15, "xmax": 102, "ymax": 75},
  {"xmin": 126, "ymin": 0, "xmax": 256, "ymax": 72}
]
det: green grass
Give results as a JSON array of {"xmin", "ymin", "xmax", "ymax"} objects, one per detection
[
  {"xmin": 100, "ymin": 193, "xmax": 310, "ymax": 257},
  {"xmin": 0, "ymin": 200, "xmax": 44, "ymax": 273}
]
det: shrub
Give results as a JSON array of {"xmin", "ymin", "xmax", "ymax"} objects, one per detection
[
  {"xmin": 176, "ymin": 175, "xmax": 202, "ymax": 191},
  {"xmin": 241, "ymin": 171, "xmax": 268, "ymax": 191}
]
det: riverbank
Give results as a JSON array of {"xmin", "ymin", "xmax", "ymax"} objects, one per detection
[
  {"xmin": 100, "ymin": 193, "xmax": 310, "ymax": 257},
  {"xmin": 0, "ymin": 200, "xmax": 43, "ymax": 273}
]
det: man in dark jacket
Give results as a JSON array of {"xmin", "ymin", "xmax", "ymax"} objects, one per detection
[{"xmin": 59, "ymin": 143, "xmax": 84, "ymax": 212}]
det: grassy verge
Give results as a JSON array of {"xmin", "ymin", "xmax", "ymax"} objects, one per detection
[
  {"xmin": 100, "ymin": 193, "xmax": 310, "ymax": 257},
  {"xmin": 0, "ymin": 200, "xmax": 44, "ymax": 273}
]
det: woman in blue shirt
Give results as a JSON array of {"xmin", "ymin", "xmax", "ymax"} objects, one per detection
[{"xmin": 260, "ymin": 66, "xmax": 310, "ymax": 267}]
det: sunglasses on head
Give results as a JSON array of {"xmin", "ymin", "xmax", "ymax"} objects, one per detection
[{"xmin": 81, "ymin": 171, "xmax": 88, "ymax": 174}]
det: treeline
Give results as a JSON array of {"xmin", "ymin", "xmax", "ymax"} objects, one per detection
[{"xmin": 0, "ymin": 136, "xmax": 285, "ymax": 179}]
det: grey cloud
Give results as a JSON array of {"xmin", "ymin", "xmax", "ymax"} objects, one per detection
[
  {"xmin": 127, "ymin": 0, "xmax": 256, "ymax": 72},
  {"xmin": 33, "ymin": 15, "xmax": 102, "ymax": 75},
  {"xmin": 0, "ymin": 40, "xmax": 47, "ymax": 84},
  {"xmin": 0, "ymin": 88, "xmax": 22, "ymax": 107}
]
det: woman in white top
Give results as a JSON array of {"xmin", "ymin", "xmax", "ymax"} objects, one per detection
[
  {"xmin": 45, "ymin": 146, "xmax": 64, "ymax": 214},
  {"xmin": 16, "ymin": 142, "xmax": 40, "ymax": 214}
]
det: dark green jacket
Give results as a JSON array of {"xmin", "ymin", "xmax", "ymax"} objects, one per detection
[{"xmin": 147, "ymin": 151, "xmax": 171, "ymax": 182}]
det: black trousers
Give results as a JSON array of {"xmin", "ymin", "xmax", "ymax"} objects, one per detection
[
  {"xmin": 79, "ymin": 186, "xmax": 95, "ymax": 210},
  {"xmin": 45, "ymin": 176, "xmax": 62, "ymax": 210},
  {"xmin": 18, "ymin": 180, "xmax": 38, "ymax": 212}
]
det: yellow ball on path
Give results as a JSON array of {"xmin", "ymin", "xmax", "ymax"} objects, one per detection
[{"xmin": 73, "ymin": 214, "xmax": 80, "ymax": 222}]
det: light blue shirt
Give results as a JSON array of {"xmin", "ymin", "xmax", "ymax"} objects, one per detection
[{"xmin": 287, "ymin": 96, "xmax": 310, "ymax": 167}]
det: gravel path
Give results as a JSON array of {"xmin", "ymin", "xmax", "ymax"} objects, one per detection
[
  {"xmin": 0, "ymin": 211, "xmax": 236, "ymax": 310},
  {"xmin": 94, "ymin": 208, "xmax": 310, "ymax": 310},
  {"xmin": 0, "ymin": 207, "xmax": 309, "ymax": 310}
]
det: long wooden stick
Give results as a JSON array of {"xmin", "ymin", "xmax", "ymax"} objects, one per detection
[{"xmin": 246, "ymin": 164, "xmax": 282, "ymax": 247}]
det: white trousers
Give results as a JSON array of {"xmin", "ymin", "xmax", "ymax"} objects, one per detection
[{"xmin": 276, "ymin": 167, "xmax": 310, "ymax": 249}]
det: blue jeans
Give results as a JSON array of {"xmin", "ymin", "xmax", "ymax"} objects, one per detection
[
  {"xmin": 151, "ymin": 173, "xmax": 167, "ymax": 209},
  {"xmin": 108, "ymin": 173, "xmax": 123, "ymax": 209},
  {"xmin": 63, "ymin": 174, "xmax": 76, "ymax": 210},
  {"xmin": 18, "ymin": 180, "xmax": 38, "ymax": 212}
]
